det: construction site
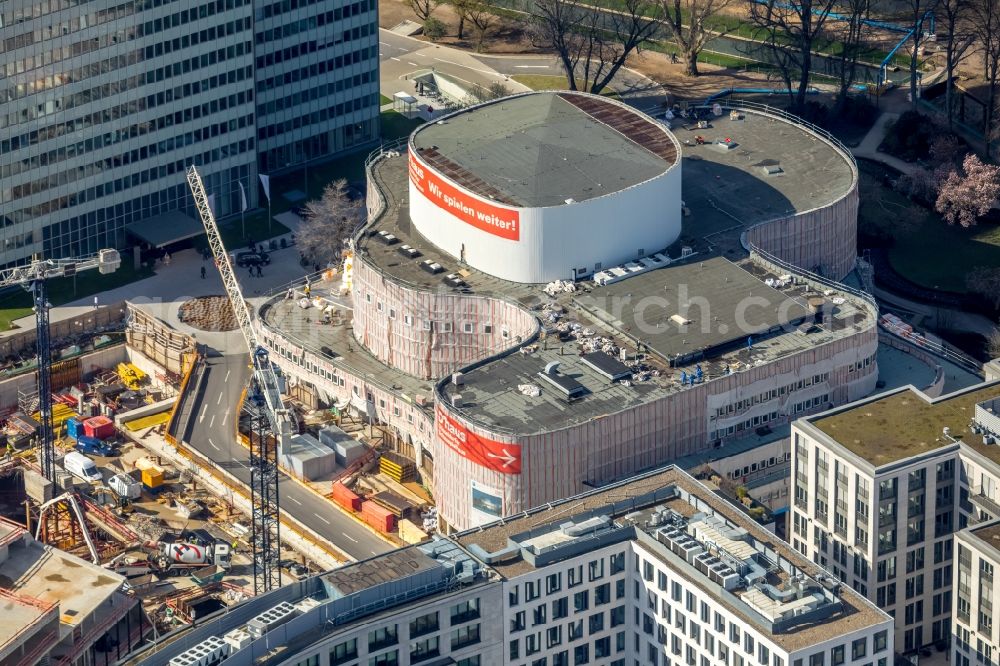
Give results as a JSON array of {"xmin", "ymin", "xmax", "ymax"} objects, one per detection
[{"xmin": 0, "ymin": 170, "xmax": 446, "ymax": 665}]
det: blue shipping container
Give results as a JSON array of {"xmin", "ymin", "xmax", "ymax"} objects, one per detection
[{"xmin": 65, "ymin": 417, "xmax": 81, "ymax": 440}]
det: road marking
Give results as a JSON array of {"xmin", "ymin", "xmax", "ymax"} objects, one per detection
[
  {"xmin": 224, "ymin": 369, "xmax": 230, "ymax": 382},
  {"xmin": 432, "ymin": 57, "xmax": 499, "ymax": 76},
  {"xmin": 217, "ymin": 392, "xmax": 223, "ymax": 405},
  {"xmin": 208, "ymin": 438, "xmax": 219, "ymax": 451},
  {"xmin": 342, "ymin": 532, "xmax": 358, "ymax": 543},
  {"xmin": 199, "ymin": 404, "xmax": 207, "ymax": 422},
  {"xmin": 379, "ymin": 41, "xmax": 390, "ymax": 46},
  {"xmin": 288, "ymin": 496, "xmax": 302, "ymax": 505},
  {"xmin": 390, "ymin": 56, "xmax": 401, "ymax": 61},
  {"xmin": 371, "ymin": 551, "xmax": 379, "ymax": 555},
  {"xmin": 313, "ymin": 513, "xmax": 331, "ymax": 525},
  {"xmin": 514, "ymin": 65, "xmax": 551, "ymax": 69},
  {"xmin": 209, "ymin": 414, "xmax": 215, "ymax": 429},
  {"xmin": 222, "ymin": 410, "xmax": 229, "ymax": 426},
  {"xmin": 407, "ymin": 61, "xmax": 418, "ymax": 66},
  {"xmin": 379, "ymin": 52, "xmax": 383, "ymax": 56}
]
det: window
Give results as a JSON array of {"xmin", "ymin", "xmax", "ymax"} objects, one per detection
[
  {"xmin": 595, "ymin": 636, "xmax": 611, "ymax": 658},
  {"xmin": 451, "ymin": 598, "xmax": 480, "ymax": 624},
  {"xmin": 589, "ymin": 612, "xmax": 604, "ymax": 634},
  {"xmin": 403, "ymin": 314, "xmax": 413, "ymax": 326},
  {"xmin": 409, "ymin": 612, "xmax": 439, "ymax": 638},
  {"xmin": 832, "ymin": 645, "xmax": 845, "ymax": 666},
  {"xmin": 553, "ymin": 596, "xmax": 569, "ymax": 620},
  {"xmin": 589, "ymin": 558, "xmax": 605, "ymax": 581},
  {"xmin": 568, "ymin": 565, "xmax": 583, "ymax": 588},
  {"xmin": 547, "ymin": 625, "xmax": 562, "ymax": 648},
  {"xmin": 610, "ymin": 552, "xmax": 625, "ymax": 574},
  {"xmin": 547, "ymin": 573, "xmax": 562, "ymax": 594},
  {"xmin": 369, "ymin": 625, "xmax": 398, "ymax": 651},
  {"xmin": 462, "ymin": 322, "xmax": 474, "ymax": 334},
  {"xmin": 595, "ymin": 583, "xmax": 611, "ymax": 605},
  {"xmin": 568, "ymin": 619, "xmax": 584, "ymax": 640},
  {"xmin": 456, "ymin": 658, "xmax": 481, "ymax": 666},
  {"xmin": 330, "ymin": 638, "xmax": 358, "ymax": 666},
  {"xmin": 574, "ymin": 590, "xmax": 589, "ymax": 612},
  {"xmin": 874, "ymin": 631, "xmax": 888, "ymax": 653},
  {"xmin": 809, "ymin": 652, "xmax": 824, "ymax": 666},
  {"xmin": 574, "ymin": 644, "xmax": 590, "ymax": 664},
  {"xmin": 369, "ymin": 650, "xmax": 398, "ymax": 666},
  {"xmin": 410, "ymin": 636, "xmax": 440, "ymax": 663},
  {"xmin": 451, "ymin": 623, "xmax": 481, "ymax": 650},
  {"xmin": 852, "ymin": 638, "xmax": 867, "ymax": 660}
]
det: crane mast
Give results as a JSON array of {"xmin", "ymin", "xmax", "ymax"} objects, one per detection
[
  {"xmin": 0, "ymin": 250, "xmax": 121, "ymax": 481},
  {"xmin": 185, "ymin": 165, "xmax": 284, "ymax": 594}
]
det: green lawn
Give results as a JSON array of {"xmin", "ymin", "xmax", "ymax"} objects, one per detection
[
  {"xmin": 858, "ymin": 165, "xmax": 1000, "ymax": 293},
  {"xmin": 381, "ymin": 109, "xmax": 425, "ymax": 141},
  {"xmin": 380, "ymin": 94, "xmax": 393, "ymax": 106},
  {"xmin": 888, "ymin": 215, "xmax": 1000, "ymax": 293},
  {"xmin": 0, "ymin": 259, "xmax": 156, "ymax": 331}
]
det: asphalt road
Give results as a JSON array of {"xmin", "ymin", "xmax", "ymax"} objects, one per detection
[{"xmin": 179, "ymin": 353, "xmax": 393, "ymax": 560}]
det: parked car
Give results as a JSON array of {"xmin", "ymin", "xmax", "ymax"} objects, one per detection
[
  {"xmin": 75, "ymin": 436, "xmax": 118, "ymax": 457},
  {"xmin": 235, "ymin": 251, "xmax": 270, "ymax": 267}
]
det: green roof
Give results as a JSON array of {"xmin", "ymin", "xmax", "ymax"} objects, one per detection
[{"xmin": 812, "ymin": 383, "xmax": 1000, "ymax": 467}]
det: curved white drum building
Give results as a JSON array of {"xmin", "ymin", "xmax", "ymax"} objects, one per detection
[{"xmin": 407, "ymin": 92, "xmax": 683, "ymax": 283}]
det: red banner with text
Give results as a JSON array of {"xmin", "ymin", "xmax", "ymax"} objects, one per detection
[
  {"xmin": 436, "ymin": 405, "xmax": 522, "ymax": 475},
  {"xmin": 409, "ymin": 151, "xmax": 520, "ymax": 241}
]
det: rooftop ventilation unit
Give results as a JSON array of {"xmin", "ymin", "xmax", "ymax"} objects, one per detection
[
  {"xmin": 398, "ymin": 244, "xmax": 422, "ymax": 259},
  {"xmin": 761, "ymin": 164, "xmax": 783, "ymax": 176},
  {"xmin": 169, "ymin": 636, "xmax": 230, "ymax": 666},
  {"xmin": 247, "ymin": 601, "xmax": 298, "ymax": 638},
  {"xmin": 580, "ymin": 351, "xmax": 632, "ymax": 382},
  {"xmin": 537, "ymin": 366, "xmax": 587, "ymax": 401},
  {"xmin": 376, "ymin": 230, "xmax": 400, "ymax": 245},
  {"xmin": 444, "ymin": 273, "xmax": 466, "ymax": 288},
  {"xmin": 420, "ymin": 260, "xmax": 445, "ymax": 274}
]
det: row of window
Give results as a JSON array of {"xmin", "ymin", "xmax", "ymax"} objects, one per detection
[
  {"xmin": 1, "ymin": 65, "xmax": 252, "ymax": 159},
  {"xmin": 255, "ymin": 0, "xmax": 372, "ymax": 46},
  {"xmin": 256, "ymin": 44, "xmax": 377, "ymax": 93},
  {"xmin": 256, "ymin": 0, "xmax": 373, "ymax": 21},
  {"xmin": 0, "ymin": 0, "xmax": 167, "ymax": 55},
  {"xmin": 9, "ymin": 138, "xmax": 252, "ymax": 245},
  {"xmin": 2, "ymin": 90, "xmax": 252, "ymax": 181},
  {"xmin": 5, "ymin": 114, "xmax": 253, "ymax": 202},
  {"xmin": 258, "ymin": 93, "xmax": 375, "ymax": 141},
  {"xmin": 255, "ymin": 25, "xmax": 371, "ymax": 70},
  {"xmin": 0, "ymin": 13, "xmax": 252, "ymax": 105},
  {"xmin": 713, "ymin": 373, "xmax": 830, "ymax": 418},
  {"xmin": 727, "ymin": 453, "xmax": 789, "ymax": 481},
  {"xmin": 257, "ymin": 71, "xmax": 374, "ymax": 119}
]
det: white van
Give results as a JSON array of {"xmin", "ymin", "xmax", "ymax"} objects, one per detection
[{"xmin": 63, "ymin": 451, "xmax": 102, "ymax": 483}]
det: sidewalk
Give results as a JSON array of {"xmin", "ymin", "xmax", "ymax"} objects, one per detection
[
  {"xmin": 2, "ymin": 243, "xmax": 319, "ymax": 356},
  {"xmin": 851, "ymin": 111, "xmax": 919, "ymax": 175}
]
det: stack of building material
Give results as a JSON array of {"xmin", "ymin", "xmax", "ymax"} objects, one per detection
[{"xmin": 379, "ymin": 452, "xmax": 416, "ymax": 483}]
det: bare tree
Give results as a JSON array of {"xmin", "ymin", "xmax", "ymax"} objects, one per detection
[
  {"xmin": 453, "ymin": 0, "xmax": 473, "ymax": 39},
  {"xmin": 298, "ymin": 179, "xmax": 364, "ymax": 266},
  {"xmin": 467, "ymin": 1, "xmax": 497, "ymax": 51},
  {"xmin": 939, "ymin": 0, "xmax": 976, "ymax": 130},
  {"xmin": 406, "ymin": 0, "xmax": 442, "ymax": 23},
  {"xmin": 748, "ymin": 0, "xmax": 839, "ymax": 112},
  {"xmin": 531, "ymin": 0, "xmax": 658, "ymax": 94},
  {"xmin": 935, "ymin": 153, "xmax": 1000, "ymax": 227},
  {"xmin": 971, "ymin": 0, "xmax": 1000, "ymax": 156},
  {"xmin": 988, "ymin": 325, "xmax": 1000, "ymax": 359},
  {"xmin": 658, "ymin": 0, "xmax": 736, "ymax": 77},
  {"xmin": 832, "ymin": 0, "xmax": 871, "ymax": 111},
  {"xmin": 900, "ymin": 0, "xmax": 939, "ymax": 112}
]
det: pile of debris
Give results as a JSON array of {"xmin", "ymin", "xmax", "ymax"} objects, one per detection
[{"xmin": 178, "ymin": 296, "xmax": 237, "ymax": 332}]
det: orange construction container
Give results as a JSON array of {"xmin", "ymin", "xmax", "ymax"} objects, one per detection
[
  {"xmin": 360, "ymin": 500, "xmax": 396, "ymax": 533},
  {"xmin": 331, "ymin": 483, "xmax": 361, "ymax": 512}
]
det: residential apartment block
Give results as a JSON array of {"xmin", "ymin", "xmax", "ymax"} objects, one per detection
[
  {"xmin": 791, "ymin": 380, "xmax": 1000, "ymax": 655},
  {"xmin": 0, "ymin": 0, "xmax": 378, "ymax": 267},
  {"xmin": 128, "ymin": 466, "xmax": 892, "ymax": 666}
]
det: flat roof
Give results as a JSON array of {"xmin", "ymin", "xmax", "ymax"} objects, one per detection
[
  {"xmin": 323, "ymin": 547, "xmax": 439, "ymax": 596},
  {"xmin": 810, "ymin": 382, "xmax": 1000, "ymax": 467},
  {"xmin": 410, "ymin": 92, "xmax": 677, "ymax": 208},
  {"xmin": 455, "ymin": 466, "xmax": 889, "ymax": 650},
  {"xmin": 970, "ymin": 521, "xmax": 1000, "ymax": 554},
  {"xmin": 126, "ymin": 210, "xmax": 203, "ymax": 248},
  {"xmin": 576, "ymin": 257, "xmax": 813, "ymax": 363},
  {"xmin": 0, "ymin": 523, "xmax": 124, "ymax": 642}
]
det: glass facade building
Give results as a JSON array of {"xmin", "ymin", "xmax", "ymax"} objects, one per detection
[{"xmin": 0, "ymin": 0, "xmax": 379, "ymax": 266}]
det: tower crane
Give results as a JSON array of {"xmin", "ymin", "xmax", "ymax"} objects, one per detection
[
  {"xmin": 0, "ymin": 250, "xmax": 121, "ymax": 481},
  {"xmin": 185, "ymin": 165, "xmax": 289, "ymax": 594}
]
